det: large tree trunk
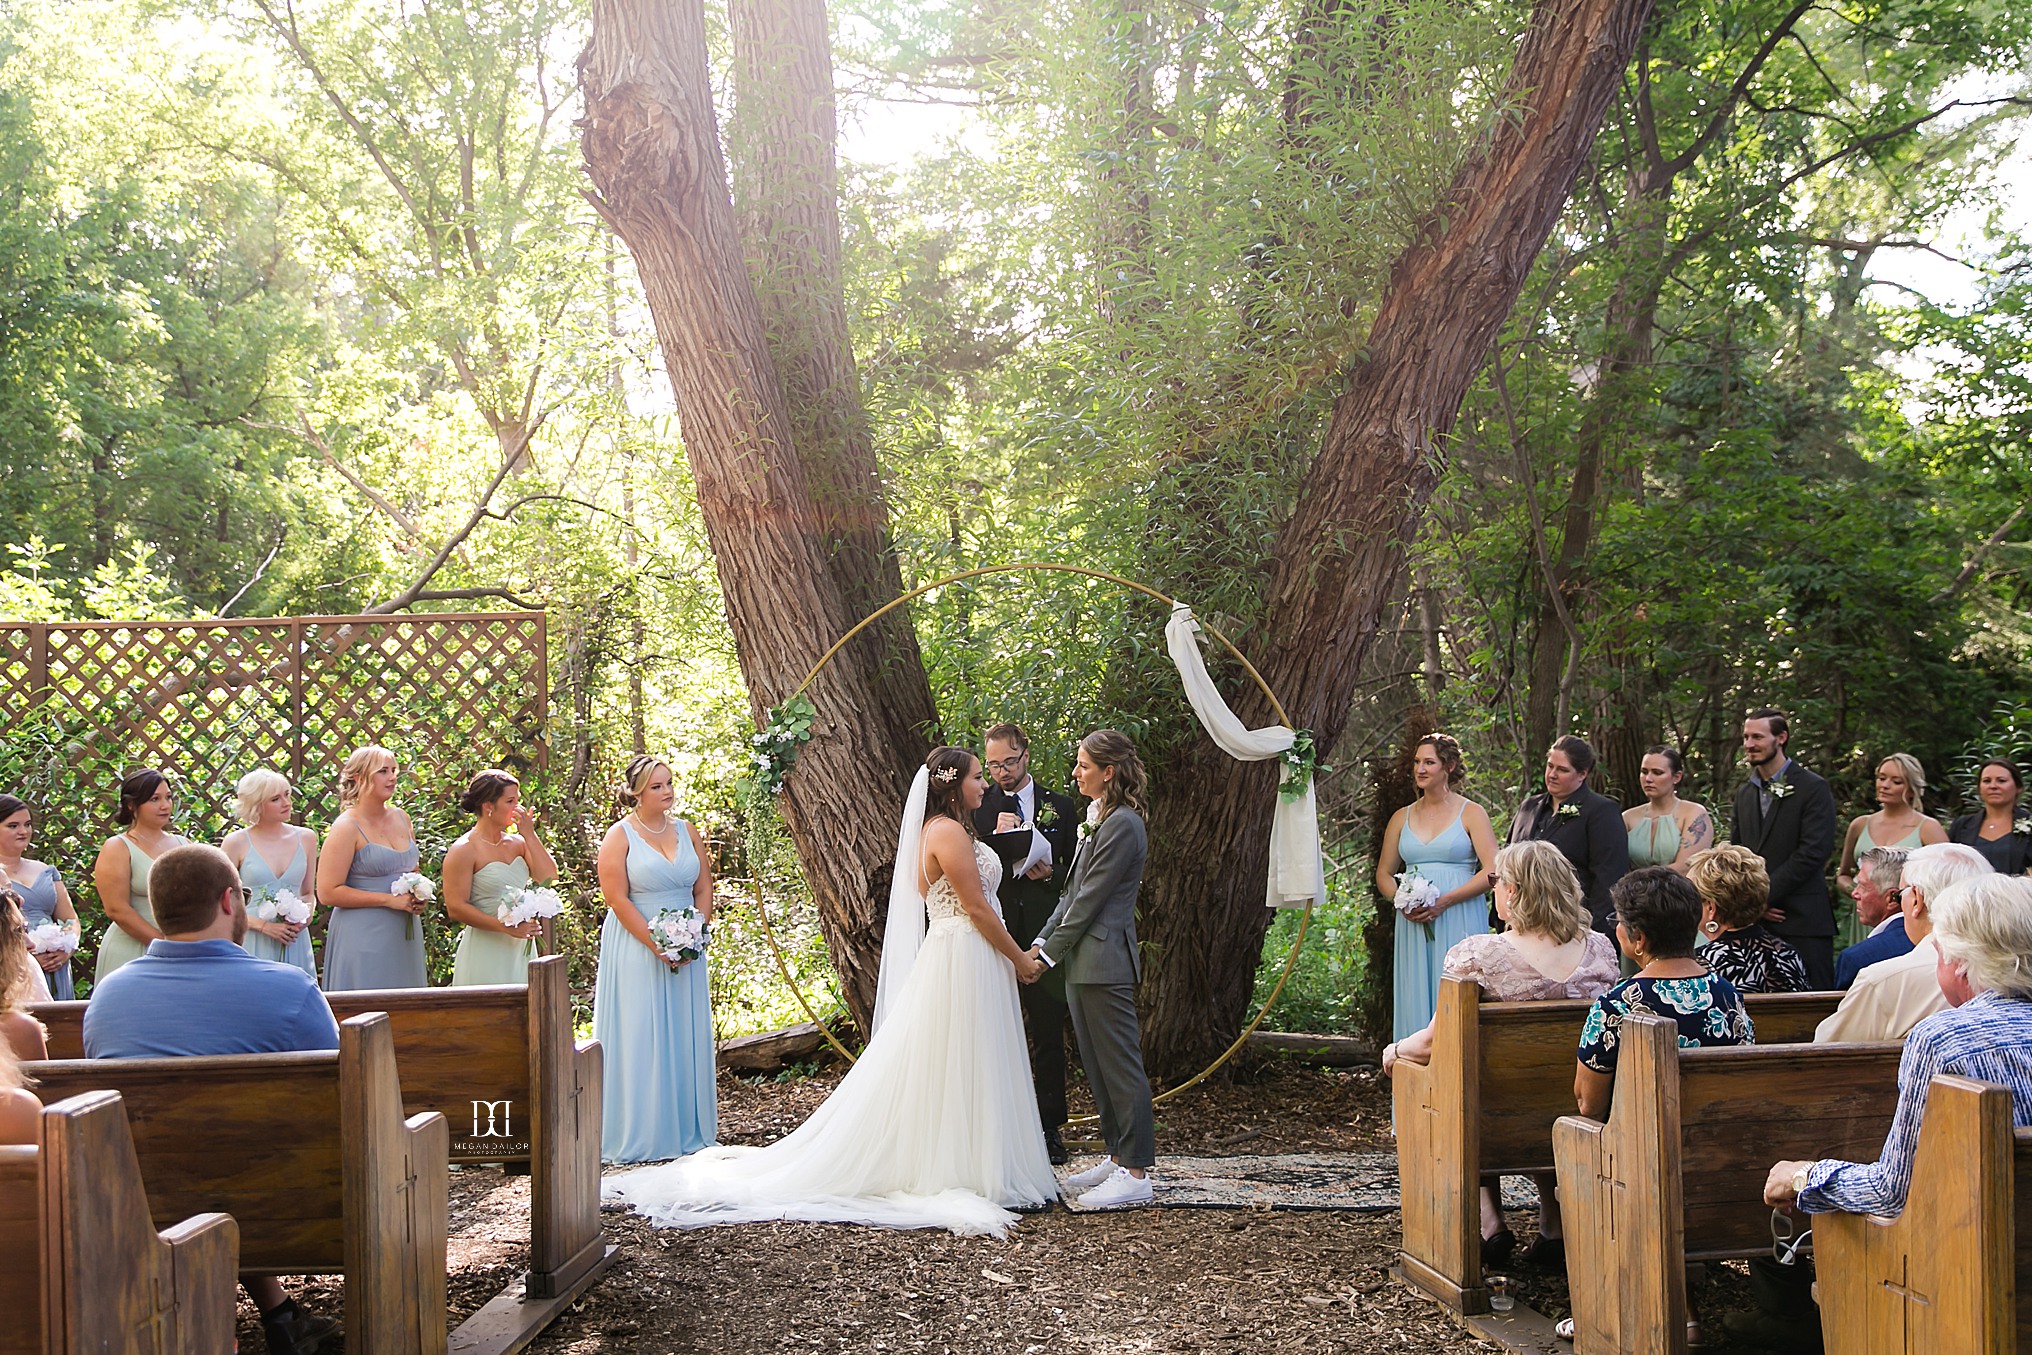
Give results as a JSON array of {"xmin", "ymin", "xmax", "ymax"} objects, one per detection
[
  {"xmin": 579, "ymin": 0, "xmax": 929, "ymax": 1033},
  {"xmin": 1140, "ymin": 0, "xmax": 1659, "ymax": 1073}
]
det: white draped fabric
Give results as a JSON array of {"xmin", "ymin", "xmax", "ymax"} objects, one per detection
[
  {"xmin": 1165, "ymin": 603, "xmax": 1325, "ymax": 909},
  {"xmin": 872, "ymin": 765, "xmax": 930, "ymax": 1036}
]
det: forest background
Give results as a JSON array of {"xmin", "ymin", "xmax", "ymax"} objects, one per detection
[{"xmin": 3, "ymin": 0, "xmax": 2030, "ymax": 1066}]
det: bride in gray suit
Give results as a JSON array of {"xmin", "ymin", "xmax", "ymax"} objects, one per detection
[{"xmin": 1033, "ymin": 729, "xmax": 1156, "ymax": 1210}]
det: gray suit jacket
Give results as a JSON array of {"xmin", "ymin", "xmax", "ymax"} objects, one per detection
[{"xmin": 1037, "ymin": 808, "xmax": 1146, "ymax": 986}]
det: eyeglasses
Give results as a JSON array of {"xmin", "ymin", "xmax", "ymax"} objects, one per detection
[
  {"xmin": 986, "ymin": 753, "xmax": 1028, "ymax": 773},
  {"xmin": 1486, "ymin": 874, "xmax": 1505, "ymax": 887},
  {"xmin": 1770, "ymin": 1208, "xmax": 1812, "ymax": 1266},
  {"xmin": 227, "ymin": 885, "xmax": 249, "ymax": 906}
]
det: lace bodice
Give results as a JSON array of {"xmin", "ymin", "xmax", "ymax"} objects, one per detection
[{"xmin": 926, "ymin": 840, "xmax": 1002, "ymax": 923}]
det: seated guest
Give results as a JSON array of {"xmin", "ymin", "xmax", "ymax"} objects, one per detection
[
  {"xmin": 1, "ymin": 890, "xmax": 49, "ymax": 1060},
  {"xmin": 1574, "ymin": 867, "xmax": 1754, "ymax": 1121},
  {"xmin": 0, "ymin": 1038, "xmax": 35, "ymax": 1145},
  {"xmin": 82, "ymin": 843, "xmax": 341, "ymax": 1355},
  {"xmin": 1385, "ymin": 840, "xmax": 1619, "ymax": 1267},
  {"xmin": 1814, "ymin": 843, "xmax": 1990, "ymax": 1043},
  {"xmin": 1753, "ymin": 874, "xmax": 2032, "ymax": 1351},
  {"xmin": 1834, "ymin": 847, "xmax": 1913, "ymax": 989},
  {"xmin": 1687, "ymin": 846, "xmax": 1810, "ymax": 993}
]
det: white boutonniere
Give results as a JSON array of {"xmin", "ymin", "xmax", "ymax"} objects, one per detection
[
  {"xmin": 2015, "ymin": 815, "xmax": 2032, "ymax": 837},
  {"xmin": 1770, "ymin": 781, "xmax": 1796, "ymax": 800},
  {"xmin": 1555, "ymin": 802, "xmax": 1580, "ymax": 820},
  {"xmin": 1079, "ymin": 801, "xmax": 1102, "ymax": 841}
]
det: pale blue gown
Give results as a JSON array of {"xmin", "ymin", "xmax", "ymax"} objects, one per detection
[
  {"xmin": 451, "ymin": 857, "xmax": 536, "ymax": 986},
  {"xmin": 321, "ymin": 839, "xmax": 427, "ymax": 991},
  {"xmin": 1392, "ymin": 803, "xmax": 1489, "ymax": 1040},
  {"xmin": 239, "ymin": 834, "xmax": 318, "ymax": 978},
  {"xmin": 594, "ymin": 820, "xmax": 716, "ymax": 1163},
  {"xmin": 15, "ymin": 863, "xmax": 74, "ymax": 1000}
]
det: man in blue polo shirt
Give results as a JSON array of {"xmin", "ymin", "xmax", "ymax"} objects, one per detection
[{"xmin": 84, "ymin": 843, "xmax": 342, "ymax": 1355}]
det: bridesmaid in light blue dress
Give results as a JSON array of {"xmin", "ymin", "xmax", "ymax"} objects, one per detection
[
  {"xmin": 594, "ymin": 754, "xmax": 717, "ymax": 1163},
  {"xmin": 318, "ymin": 746, "xmax": 429, "ymax": 991},
  {"xmin": 90, "ymin": 770, "xmax": 188, "ymax": 985},
  {"xmin": 0, "ymin": 796, "xmax": 78, "ymax": 1000},
  {"xmin": 444, "ymin": 770, "xmax": 558, "ymax": 986},
  {"xmin": 1376, "ymin": 734, "xmax": 1497, "ymax": 1040},
  {"xmin": 222, "ymin": 769, "xmax": 320, "ymax": 979}
]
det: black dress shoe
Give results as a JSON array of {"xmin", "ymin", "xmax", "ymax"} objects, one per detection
[
  {"xmin": 261, "ymin": 1299, "xmax": 340, "ymax": 1355},
  {"xmin": 1520, "ymin": 1233, "xmax": 1565, "ymax": 1271},
  {"xmin": 1044, "ymin": 1129, "xmax": 1071, "ymax": 1166},
  {"xmin": 1481, "ymin": 1227, "xmax": 1516, "ymax": 1267}
]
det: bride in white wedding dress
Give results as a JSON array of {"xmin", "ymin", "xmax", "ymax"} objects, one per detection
[{"xmin": 604, "ymin": 746, "xmax": 1060, "ymax": 1236}]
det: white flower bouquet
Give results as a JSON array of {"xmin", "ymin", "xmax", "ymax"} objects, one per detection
[
  {"xmin": 251, "ymin": 888, "xmax": 312, "ymax": 926},
  {"xmin": 648, "ymin": 908, "xmax": 709, "ymax": 965},
  {"xmin": 391, "ymin": 871, "xmax": 435, "ymax": 938},
  {"xmin": 1393, "ymin": 869, "xmax": 1443, "ymax": 916},
  {"xmin": 497, "ymin": 886, "xmax": 565, "ymax": 929},
  {"xmin": 27, "ymin": 920, "xmax": 79, "ymax": 954}
]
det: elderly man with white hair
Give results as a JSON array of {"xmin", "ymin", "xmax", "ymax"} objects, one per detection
[{"xmin": 1813, "ymin": 842, "xmax": 1991, "ymax": 1043}]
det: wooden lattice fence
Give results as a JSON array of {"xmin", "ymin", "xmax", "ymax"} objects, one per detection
[{"xmin": 0, "ymin": 612, "xmax": 547, "ymax": 971}]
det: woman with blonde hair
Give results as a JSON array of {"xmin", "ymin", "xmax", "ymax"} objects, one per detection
[
  {"xmin": 1, "ymin": 890, "xmax": 50, "ymax": 1061},
  {"xmin": 1386, "ymin": 838, "xmax": 1618, "ymax": 1266},
  {"xmin": 593, "ymin": 755, "xmax": 718, "ymax": 1162},
  {"xmin": 1837, "ymin": 753, "xmax": 1946, "ymax": 902},
  {"xmin": 90, "ymin": 769, "xmax": 189, "ymax": 983},
  {"xmin": 221, "ymin": 768, "xmax": 321, "ymax": 978},
  {"xmin": 1688, "ymin": 845, "xmax": 1810, "ymax": 993},
  {"xmin": 316, "ymin": 745, "xmax": 427, "ymax": 990}
]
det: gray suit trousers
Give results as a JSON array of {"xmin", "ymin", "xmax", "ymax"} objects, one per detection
[{"xmin": 1067, "ymin": 980, "xmax": 1154, "ymax": 1170}]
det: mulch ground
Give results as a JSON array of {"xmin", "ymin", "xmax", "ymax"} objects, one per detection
[{"xmin": 235, "ymin": 1058, "xmax": 1499, "ymax": 1353}]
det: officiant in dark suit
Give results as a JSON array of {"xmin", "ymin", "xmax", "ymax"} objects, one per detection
[
  {"xmin": 1732, "ymin": 708, "xmax": 1838, "ymax": 989},
  {"xmin": 974, "ymin": 722, "xmax": 1080, "ymax": 1164},
  {"xmin": 1507, "ymin": 735, "xmax": 1630, "ymax": 936}
]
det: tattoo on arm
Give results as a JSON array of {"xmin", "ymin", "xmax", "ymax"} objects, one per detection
[{"xmin": 1687, "ymin": 813, "xmax": 1712, "ymax": 848}]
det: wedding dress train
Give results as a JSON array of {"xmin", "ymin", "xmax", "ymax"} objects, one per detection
[{"xmin": 604, "ymin": 836, "xmax": 1057, "ymax": 1237}]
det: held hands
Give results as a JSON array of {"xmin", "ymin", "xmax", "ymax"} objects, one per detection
[
  {"xmin": 1403, "ymin": 896, "xmax": 1449, "ymax": 925},
  {"xmin": 36, "ymin": 946, "xmax": 68, "ymax": 972},
  {"xmin": 389, "ymin": 892, "xmax": 427, "ymax": 915},
  {"xmin": 1015, "ymin": 946, "xmax": 1046, "ymax": 984},
  {"xmin": 1762, "ymin": 904, "xmax": 1788, "ymax": 925}
]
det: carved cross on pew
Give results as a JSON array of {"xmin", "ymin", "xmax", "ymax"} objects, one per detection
[
  {"xmin": 1879, "ymin": 1253, "xmax": 1931, "ymax": 1352},
  {"xmin": 140, "ymin": 1269, "xmax": 171, "ymax": 1353},
  {"xmin": 1600, "ymin": 1149, "xmax": 1626, "ymax": 1243}
]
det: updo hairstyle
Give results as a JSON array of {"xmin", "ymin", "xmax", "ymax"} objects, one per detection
[
  {"xmin": 615, "ymin": 755, "xmax": 671, "ymax": 811},
  {"xmin": 460, "ymin": 769, "xmax": 520, "ymax": 816},
  {"xmin": 114, "ymin": 769, "xmax": 169, "ymax": 826},
  {"xmin": 1549, "ymin": 735, "xmax": 1596, "ymax": 775},
  {"xmin": 0, "ymin": 795, "xmax": 28, "ymax": 829},
  {"xmin": 1417, "ymin": 733, "xmax": 1467, "ymax": 789},
  {"xmin": 922, "ymin": 747, "xmax": 977, "ymax": 829},
  {"xmin": 1644, "ymin": 745, "xmax": 1685, "ymax": 778},
  {"xmin": 338, "ymin": 746, "xmax": 396, "ymax": 808}
]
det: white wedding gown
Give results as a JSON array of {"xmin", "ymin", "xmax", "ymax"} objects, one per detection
[{"xmin": 604, "ymin": 840, "xmax": 1058, "ymax": 1236}]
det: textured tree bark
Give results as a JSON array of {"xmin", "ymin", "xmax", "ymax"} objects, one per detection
[
  {"xmin": 579, "ymin": 0, "xmax": 928, "ymax": 1032},
  {"xmin": 1139, "ymin": 0, "xmax": 1660, "ymax": 1072}
]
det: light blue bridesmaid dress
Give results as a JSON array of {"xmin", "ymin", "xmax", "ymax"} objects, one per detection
[
  {"xmin": 95, "ymin": 835, "xmax": 188, "ymax": 984},
  {"xmin": 451, "ymin": 857, "xmax": 536, "ymax": 986},
  {"xmin": 240, "ymin": 834, "xmax": 318, "ymax": 978},
  {"xmin": 15, "ymin": 863, "xmax": 74, "ymax": 1000},
  {"xmin": 1392, "ymin": 802, "xmax": 1489, "ymax": 1040},
  {"xmin": 593, "ymin": 820, "xmax": 716, "ymax": 1163},
  {"xmin": 321, "ymin": 838, "xmax": 428, "ymax": 991}
]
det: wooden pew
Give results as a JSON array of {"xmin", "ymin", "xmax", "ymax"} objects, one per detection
[
  {"xmin": 1, "ymin": 1090, "xmax": 238, "ymax": 1355},
  {"xmin": 27, "ymin": 1013, "xmax": 450, "ymax": 1355},
  {"xmin": 32, "ymin": 956, "xmax": 615, "ymax": 1355},
  {"xmin": 1393, "ymin": 976, "xmax": 1840, "ymax": 1313},
  {"xmin": 1553, "ymin": 1012, "xmax": 1904, "ymax": 1355},
  {"xmin": 1815, "ymin": 1074, "xmax": 2028, "ymax": 1355}
]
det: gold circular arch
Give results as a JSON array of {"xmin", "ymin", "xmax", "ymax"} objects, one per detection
[{"xmin": 747, "ymin": 561, "xmax": 1315, "ymax": 1116}]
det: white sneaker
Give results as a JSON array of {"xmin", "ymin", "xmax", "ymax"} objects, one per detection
[
  {"xmin": 1064, "ymin": 1157, "xmax": 1117, "ymax": 1191},
  {"xmin": 1077, "ymin": 1167, "xmax": 1154, "ymax": 1210}
]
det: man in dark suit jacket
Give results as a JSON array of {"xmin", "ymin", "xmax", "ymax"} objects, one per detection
[
  {"xmin": 973, "ymin": 723, "xmax": 1080, "ymax": 1163},
  {"xmin": 1507, "ymin": 735, "xmax": 1630, "ymax": 936},
  {"xmin": 1732, "ymin": 707, "xmax": 1839, "ymax": 989}
]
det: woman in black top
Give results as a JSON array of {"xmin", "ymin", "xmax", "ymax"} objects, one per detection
[
  {"xmin": 1687, "ymin": 844, "xmax": 1811, "ymax": 993},
  {"xmin": 1949, "ymin": 759, "xmax": 2031, "ymax": 876}
]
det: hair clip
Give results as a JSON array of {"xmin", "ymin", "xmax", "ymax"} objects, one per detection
[{"xmin": 933, "ymin": 766, "xmax": 959, "ymax": 783}]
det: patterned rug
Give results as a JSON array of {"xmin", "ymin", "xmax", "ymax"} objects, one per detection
[{"xmin": 1056, "ymin": 1153, "xmax": 1538, "ymax": 1212}]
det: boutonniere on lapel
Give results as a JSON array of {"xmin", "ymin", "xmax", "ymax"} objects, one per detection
[
  {"xmin": 1035, "ymin": 801, "xmax": 1060, "ymax": 830},
  {"xmin": 1770, "ymin": 781, "xmax": 1796, "ymax": 800},
  {"xmin": 2015, "ymin": 815, "xmax": 2032, "ymax": 837},
  {"xmin": 1555, "ymin": 802, "xmax": 1581, "ymax": 820},
  {"xmin": 1079, "ymin": 802, "xmax": 1102, "ymax": 842}
]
